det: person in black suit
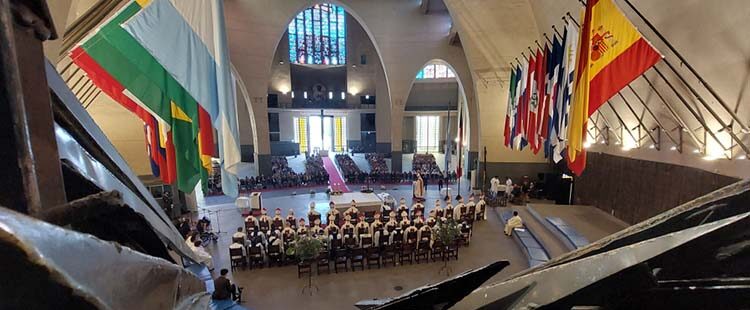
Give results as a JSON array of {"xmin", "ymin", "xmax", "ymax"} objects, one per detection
[{"xmin": 212, "ymin": 269, "xmax": 239, "ymax": 301}]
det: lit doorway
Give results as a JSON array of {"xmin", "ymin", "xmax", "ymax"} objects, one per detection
[
  {"xmin": 295, "ymin": 115, "xmax": 347, "ymax": 154},
  {"xmin": 309, "ymin": 115, "xmax": 334, "ymax": 153}
]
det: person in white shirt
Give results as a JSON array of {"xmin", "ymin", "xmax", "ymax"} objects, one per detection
[
  {"xmin": 504, "ymin": 211, "xmax": 523, "ymax": 236},
  {"xmin": 229, "ymin": 240, "xmax": 246, "ymax": 258},
  {"xmin": 475, "ymin": 194, "xmax": 487, "ymax": 221},
  {"xmin": 505, "ymin": 177, "xmax": 513, "ymax": 200},
  {"xmin": 232, "ymin": 227, "xmax": 247, "ymax": 244},
  {"xmin": 490, "ymin": 176, "xmax": 499, "ymax": 198},
  {"xmin": 192, "ymin": 240, "xmax": 214, "ymax": 270}
]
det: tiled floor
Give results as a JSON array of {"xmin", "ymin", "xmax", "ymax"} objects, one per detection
[{"xmin": 196, "ymin": 184, "xmax": 626, "ymax": 309}]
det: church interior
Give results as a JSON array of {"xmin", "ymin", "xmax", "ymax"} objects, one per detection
[{"xmin": 2, "ymin": 0, "xmax": 749, "ymax": 309}]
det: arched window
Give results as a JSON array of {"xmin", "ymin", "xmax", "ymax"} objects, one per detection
[
  {"xmin": 415, "ymin": 63, "xmax": 456, "ymax": 80},
  {"xmin": 288, "ymin": 4, "xmax": 346, "ymax": 65}
]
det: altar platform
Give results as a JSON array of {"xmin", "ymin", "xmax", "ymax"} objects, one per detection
[{"xmin": 330, "ymin": 192, "xmax": 383, "ymax": 213}]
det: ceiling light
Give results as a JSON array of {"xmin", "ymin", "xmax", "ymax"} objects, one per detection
[
  {"xmin": 702, "ymin": 155, "xmax": 717, "ymax": 161},
  {"xmin": 693, "ymin": 149, "xmax": 700, "ymax": 154},
  {"xmin": 739, "ymin": 154, "xmax": 748, "ymax": 160},
  {"xmin": 669, "ymin": 146, "xmax": 677, "ymax": 151},
  {"xmin": 648, "ymin": 144, "xmax": 655, "ymax": 149}
]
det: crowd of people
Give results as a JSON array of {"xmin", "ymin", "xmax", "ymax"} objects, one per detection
[
  {"xmin": 366, "ymin": 153, "xmax": 389, "ymax": 173},
  {"xmin": 412, "ymin": 154, "xmax": 441, "ymax": 175},
  {"xmin": 335, "ymin": 154, "xmax": 361, "ymax": 180},
  {"xmin": 235, "ymin": 156, "xmax": 329, "ymax": 192},
  {"xmin": 227, "ymin": 194, "xmax": 487, "ymax": 270}
]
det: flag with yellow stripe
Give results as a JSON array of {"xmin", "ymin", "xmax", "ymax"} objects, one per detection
[{"xmin": 567, "ymin": 0, "xmax": 661, "ymax": 175}]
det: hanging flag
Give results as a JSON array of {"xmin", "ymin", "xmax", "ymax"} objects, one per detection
[
  {"xmin": 527, "ymin": 49, "xmax": 544, "ymax": 153},
  {"xmin": 552, "ymin": 23, "xmax": 579, "ymax": 163},
  {"xmin": 537, "ymin": 44, "xmax": 551, "ymax": 155},
  {"xmin": 122, "ymin": 0, "xmax": 241, "ymax": 197},
  {"xmin": 566, "ymin": 0, "xmax": 662, "ymax": 175},
  {"xmin": 510, "ymin": 65, "xmax": 522, "ymax": 150},
  {"xmin": 504, "ymin": 67, "xmax": 518, "ymax": 147},
  {"xmin": 545, "ymin": 35, "xmax": 564, "ymax": 158},
  {"xmin": 75, "ymin": 1, "xmax": 202, "ymax": 193},
  {"xmin": 519, "ymin": 55, "xmax": 534, "ymax": 150}
]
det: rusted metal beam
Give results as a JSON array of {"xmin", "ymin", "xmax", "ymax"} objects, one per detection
[{"xmin": 0, "ymin": 0, "xmax": 66, "ymax": 214}]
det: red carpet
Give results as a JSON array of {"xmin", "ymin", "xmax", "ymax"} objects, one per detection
[{"xmin": 322, "ymin": 156, "xmax": 350, "ymax": 193}]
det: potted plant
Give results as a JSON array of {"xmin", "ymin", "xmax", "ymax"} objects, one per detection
[
  {"xmin": 435, "ymin": 219, "xmax": 461, "ymax": 276},
  {"xmin": 286, "ymin": 236, "xmax": 324, "ymax": 295}
]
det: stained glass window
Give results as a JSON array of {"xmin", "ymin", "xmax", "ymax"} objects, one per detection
[
  {"xmin": 415, "ymin": 63, "xmax": 456, "ymax": 80},
  {"xmin": 289, "ymin": 4, "xmax": 346, "ymax": 65}
]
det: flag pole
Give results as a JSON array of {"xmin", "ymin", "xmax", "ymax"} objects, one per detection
[{"xmin": 621, "ymin": 0, "xmax": 747, "ymax": 132}]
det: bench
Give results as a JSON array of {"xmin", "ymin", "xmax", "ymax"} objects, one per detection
[
  {"xmin": 545, "ymin": 217, "xmax": 589, "ymax": 250},
  {"xmin": 500, "ymin": 211, "xmax": 550, "ymax": 267}
]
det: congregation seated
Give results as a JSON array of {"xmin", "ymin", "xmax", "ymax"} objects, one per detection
[
  {"xmin": 304, "ymin": 153, "xmax": 329, "ymax": 184},
  {"xmin": 223, "ymin": 197, "xmax": 481, "ymax": 273},
  {"xmin": 412, "ymin": 154, "xmax": 442, "ymax": 184},
  {"xmin": 335, "ymin": 154, "xmax": 362, "ymax": 182}
]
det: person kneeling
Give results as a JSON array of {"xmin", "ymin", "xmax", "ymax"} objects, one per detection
[
  {"xmin": 212, "ymin": 269, "xmax": 242, "ymax": 302},
  {"xmin": 504, "ymin": 211, "xmax": 523, "ymax": 236}
]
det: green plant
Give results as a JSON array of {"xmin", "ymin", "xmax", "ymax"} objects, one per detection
[
  {"xmin": 286, "ymin": 236, "xmax": 324, "ymax": 262},
  {"xmin": 435, "ymin": 219, "xmax": 461, "ymax": 246}
]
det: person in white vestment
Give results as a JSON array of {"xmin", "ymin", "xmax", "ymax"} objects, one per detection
[
  {"xmin": 504, "ymin": 211, "xmax": 523, "ymax": 236},
  {"xmin": 505, "ymin": 177, "xmax": 513, "ymax": 200},
  {"xmin": 192, "ymin": 240, "xmax": 214, "ymax": 270},
  {"xmin": 490, "ymin": 176, "xmax": 499, "ymax": 198},
  {"xmin": 412, "ymin": 174, "xmax": 425, "ymax": 200}
]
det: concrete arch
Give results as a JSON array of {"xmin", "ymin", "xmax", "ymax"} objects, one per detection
[
  {"xmin": 270, "ymin": 1, "xmax": 395, "ymax": 111},
  {"xmin": 403, "ymin": 58, "xmax": 474, "ymax": 146}
]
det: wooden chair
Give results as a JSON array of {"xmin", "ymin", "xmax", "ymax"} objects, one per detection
[
  {"xmin": 360, "ymin": 236, "xmax": 373, "ymax": 249},
  {"xmin": 366, "ymin": 247, "xmax": 381, "ymax": 269},
  {"xmin": 476, "ymin": 204, "xmax": 486, "ymax": 221},
  {"xmin": 259, "ymin": 221, "xmax": 270, "ymax": 234},
  {"xmin": 399, "ymin": 243, "xmax": 414, "ymax": 265},
  {"xmin": 229, "ymin": 247, "xmax": 245, "ymax": 271},
  {"xmin": 330, "ymin": 238, "xmax": 342, "ymax": 251},
  {"xmin": 350, "ymin": 247, "xmax": 366, "ymax": 271},
  {"xmin": 271, "ymin": 219, "xmax": 284, "ymax": 232},
  {"xmin": 391, "ymin": 231, "xmax": 403, "ymax": 247},
  {"xmin": 334, "ymin": 248, "xmax": 349, "ymax": 273},
  {"xmin": 244, "ymin": 221, "xmax": 255, "ymax": 233},
  {"xmin": 431, "ymin": 240, "xmax": 445, "ymax": 262},
  {"xmin": 344, "ymin": 235, "xmax": 357, "ymax": 248},
  {"xmin": 267, "ymin": 244, "xmax": 283, "ymax": 267},
  {"xmin": 232, "ymin": 236, "xmax": 244, "ymax": 244},
  {"xmin": 415, "ymin": 241, "xmax": 430, "ymax": 263},
  {"xmin": 298, "ymin": 260, "xmax": 312, "ymax": 279},
  {"xmin": 317, "ymin": 251, "xmax": 330, "ymax": 275},
  {"xmin": 406, "ymin": 231, "xmax": 418, "ymax": 244},
  {"xmin": 445, "ymin": 241, "xmax": 459, "ymax": 261},
  {"xmin": 381, "ymin": 244, "xmax": 397, "ymax": 267},
  {"xmin": 248, "ymin": 246, "xmax": 264, "ymax": 269},
  {"xmin": 364, "ymin": 211, "xmax": 375, "ymax": 223}
]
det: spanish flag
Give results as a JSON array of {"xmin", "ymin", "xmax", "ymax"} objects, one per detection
[{"xmin": 566, "ymin": 0, "xmax": 661, "ymax": 175}]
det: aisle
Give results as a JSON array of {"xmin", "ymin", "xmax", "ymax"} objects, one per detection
[{"xmin": 322, "ymin": 156, "xmax": 350, "ymax": 193}]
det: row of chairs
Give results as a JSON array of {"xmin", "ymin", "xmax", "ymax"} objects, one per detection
[{"xmin": 297, "ymin": 240, "xmax": 460, "ymax": 278}]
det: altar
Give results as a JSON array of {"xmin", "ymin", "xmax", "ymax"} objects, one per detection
[{"xmin": 330, "ymin": 192, "xmax": 383, "ymax": 213}]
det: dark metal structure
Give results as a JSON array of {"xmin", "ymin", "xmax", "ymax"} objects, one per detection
[{"xmin": 0, "ymin": 1, "xmax": 211, "ymax": 308}]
